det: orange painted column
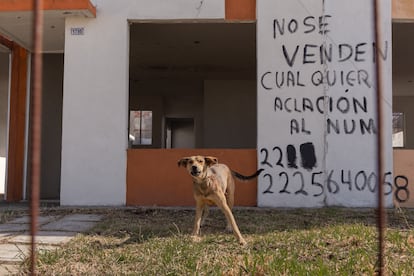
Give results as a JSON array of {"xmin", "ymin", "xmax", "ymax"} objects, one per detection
[
  {"xmin": 392, "ymin": 0, "xmax": 414, "ymax": 20},
  {"xmin": 6, "ymin": 44, "xmax": 28, "ymax": 202},
  {"xmin": 225, "ymin": 0, "xmax": 256, "ymax": 20}
]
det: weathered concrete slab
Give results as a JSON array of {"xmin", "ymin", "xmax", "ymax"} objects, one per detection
[
  {"xmin": 0, "ymin": 212, "xmax": 103, "ymax": 266},
  {"xmin": 9, "ymin": 215, "xmax": 59, "ymax": 225},
  {"xmin": 0, "ymin": 244, "xmax": 28, "ymax": 262},
  {"xmin": 0, "ymin": 223, "xmax": 28, "ymax": 233},
  {"xmin": 60, "ymin": 214, "xmax": 103, "ymax": 222},
  {"xmin": 9, "ymin": 231, "xmax": 77, "ymax": 245},
  {"xmin": 41, "ymin": 219, "xmax": 97, "ymax": 232},
  {"xmin": 0, "ymin": 232, "xmax": 13, "ymax": 240}
]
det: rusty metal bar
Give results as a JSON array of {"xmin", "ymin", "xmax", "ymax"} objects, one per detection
[
  {"xmin": 30, "ymin": 0, "xmax": 43, "ymax": 274},
  {"xmin": 373, "ymin": 0, "xmax": 386, "ymax": 275}
]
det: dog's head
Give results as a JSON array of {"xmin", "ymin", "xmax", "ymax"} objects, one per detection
[{"xmin": 178, "ymin": 155, "xmax": 218, "ymax": 178}]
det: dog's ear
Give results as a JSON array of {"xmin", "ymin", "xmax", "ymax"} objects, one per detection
[
  {"xmin": 204, "ymin": 156, "xmax": 218, "ymax": 167},
  {"xmin": 178, "ymin": 157, "xmax": 190, "ymax": 167}
]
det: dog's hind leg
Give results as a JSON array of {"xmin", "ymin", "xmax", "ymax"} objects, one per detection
[
  {"xmin": 212, "ymin": 193, "xmax": 246, "ymax": 245},
  {"xmin": 225, "ymin": 177, "xmax": 235, "ymax": 232}
]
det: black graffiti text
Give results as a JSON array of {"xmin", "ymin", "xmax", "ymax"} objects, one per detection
[
  {"xmin": 261, "ymin": 69, "xmax": 372, "ymax": 90},
  {"xmin": 290, "ymin": 118, "xmax": 311, "ymax": 135},
  {"xmin": 326, "ymin": 118, "xmax": 376, "ymax": 135},
  {"xmin": 260, "ymin": 143, "xmax": 317, "ymax": 171},
  {"xmin": 394, "ymin": 175, "xmax": 410, "ymax": 203},
  {"xmin": 273, "ymin": 15, "xmax": 332, "ymax": 39},
  {"xmin": 274, "ymin": 95, "xmax": 368, "ymax": 115},
  {"xmin": 282, "ymin": 41, "xmax": 388, "ymax": 67},
  {"xmin": 261, "ymin": 169, "xmax": 394, "ymax": 198}
]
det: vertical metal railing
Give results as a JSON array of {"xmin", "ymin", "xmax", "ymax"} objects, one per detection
[
  {"xmin": 30, "ymin": 0, "xmax": 43, "ymax": 275},
  {"xmin": 373, "ymin": 0, "xmax": 386, "ymax": 275}
]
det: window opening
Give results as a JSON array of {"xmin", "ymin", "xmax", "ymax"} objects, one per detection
[
  {"xmin": 392, "ymin": 112, "xmax": 404, "ymax": 148},
  {"xmin": 129, "ymin": 110, "xmax": 152, "ymax": 146}
]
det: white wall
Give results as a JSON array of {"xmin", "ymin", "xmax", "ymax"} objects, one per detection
[
  {"xmin": 61, "ymin": 0, "xmax": 225, "ymax": 205},
  {"xmin": 257, "ymin": 0, "xmax": 393, "ymax": 207},
  {"xmin": 0, "ymin": 52, "xmax": 10, "ymax": 195}
]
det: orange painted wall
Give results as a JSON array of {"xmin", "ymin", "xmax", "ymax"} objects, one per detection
[
  {"xmin": 393, "ymin": 150, "xmax": 414, "ymax": 207},
  {"xmin": 127, "ymin": 149, "xmax": 258, "ymax": 206}
]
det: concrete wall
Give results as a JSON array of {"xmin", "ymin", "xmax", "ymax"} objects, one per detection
[
  {"xmin": 257, "ymin": 0, "xmax": 393, "ymax": 207},
  {"xmin": 0, "ymin": 52, "xmax": 10, "ymax": 195},
  {"xmin": 61, "ymin": 0, "xmax": 401, "ymax": 206},
  {"xmin": 61, "ymin": 0, "xmax": 225, "ymax": 205}
]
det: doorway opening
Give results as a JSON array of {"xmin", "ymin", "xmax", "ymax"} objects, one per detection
[{"xmin": 165, "ymin": 118, "xmax": 195, "ymax": 149}]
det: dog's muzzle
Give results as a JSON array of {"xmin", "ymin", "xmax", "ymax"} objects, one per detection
[{"xmin": 191, "ymin": 166, "xmax": 201, "ymax": 176}]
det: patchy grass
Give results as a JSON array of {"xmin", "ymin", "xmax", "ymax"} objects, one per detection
[
  {"xmin": 0, "ymin": 208, "xmax": 27, "ymax": 224},
  {"xmin": 15, "ymin": 207, "xmax": 414, "ymax": 275}
]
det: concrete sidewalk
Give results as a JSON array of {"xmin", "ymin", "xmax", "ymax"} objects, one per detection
[{"xmin": 0, "ymin": 213, "xmax": 103, "ymax": 274}]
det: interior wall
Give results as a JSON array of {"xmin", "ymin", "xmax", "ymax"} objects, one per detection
[
  {"xmin": 203, "ymin": 80, "xmax": 256, "ymax": 148},
  {"xmin": 129, "ymin": 79, "xmax": 204, "ymax": 148},
  {"xmin": 393, "ymin": 22, "xmax": 414, "ymax": 149},
  {"xmin": 40, "ymin": 54, "xmax": 63, "ymax": 199},
  {"xmin": 130, "ymin": 79, "xmax": 257, "ymax": 149},
  {"xmin": 0, "ymin": 52, "xmax": 10, "ymax": 196},
  {"xmin": 169, "ymin": 119, "xmax": 195, "ymax": 148}
]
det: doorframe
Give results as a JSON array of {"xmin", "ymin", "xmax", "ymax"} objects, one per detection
[{"xmin": 1, "ymin": 37, "xmax": 29, "ymax": 202}]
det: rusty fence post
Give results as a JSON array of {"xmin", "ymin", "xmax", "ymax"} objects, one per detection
[
  {"xmin": 30, "ymin": 0, "xmax": 43, "ymax": 274},
  {"xmin": 373, "ymin": 0, "xmax": 386, "ymax": 275}
]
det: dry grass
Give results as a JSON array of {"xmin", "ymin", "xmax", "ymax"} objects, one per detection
[{"xmin": 11, "ymin": 207, "xmax": 414, "ymax": 275}]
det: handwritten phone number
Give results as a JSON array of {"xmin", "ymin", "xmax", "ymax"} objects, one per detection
[{"xmin": 260, "ymin": 169, "xmax": 411, "ymax": 202}]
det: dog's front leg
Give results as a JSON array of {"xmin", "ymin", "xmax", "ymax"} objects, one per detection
[{"xmin": 192, "ymin": 200, "xmax": 204, "ymax": 237}]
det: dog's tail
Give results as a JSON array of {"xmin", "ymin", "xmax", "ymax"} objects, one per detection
[{"xmin": 232, "ymin": 168, "xmax": 264, "ymax": 181}]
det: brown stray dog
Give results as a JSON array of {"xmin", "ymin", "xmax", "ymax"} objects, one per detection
[{"xmin": 178, "ymin": 155, "xmax": 263, "ymax": 245}]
